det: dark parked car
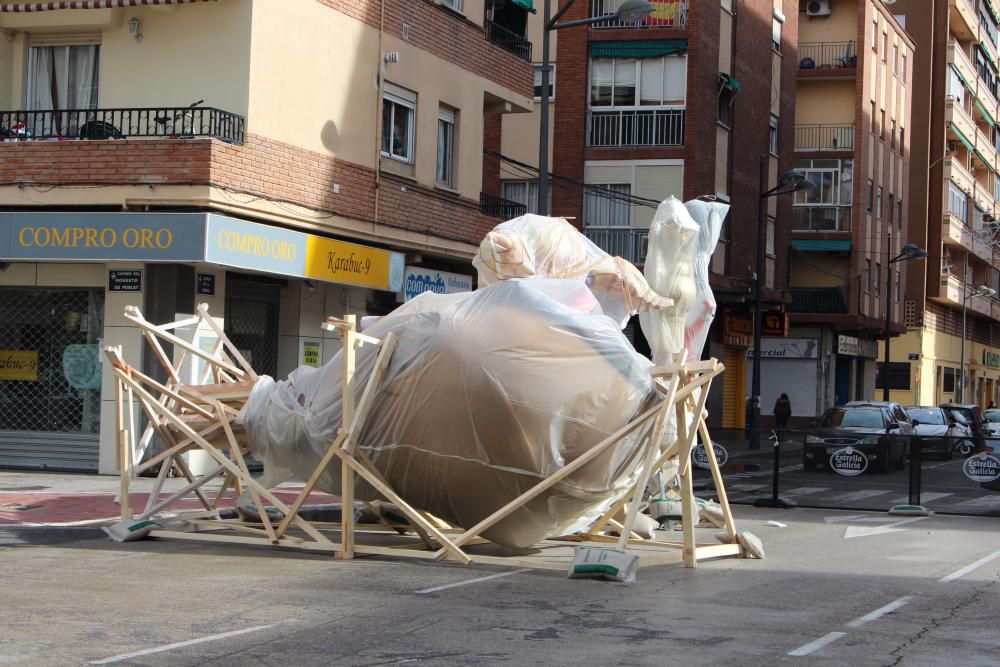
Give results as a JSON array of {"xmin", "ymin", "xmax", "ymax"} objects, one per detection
[
  {"xmin": 803, "ymin": 405, "xmax": 909, "ymax": 473},
  {"xmin": 940, "ymin": 404, "xmax": 991, "ymax": 455},
  {"xmin": 905, "ymin": 406, "xmax": 973, "ymax": 459},
  {"xmin": 846, "ymin": 401, "xmax": 916, "ymax": 432}
]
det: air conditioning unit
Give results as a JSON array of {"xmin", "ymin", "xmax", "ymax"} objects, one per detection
[{"xmin": 806, "ymin": 0, "xmax": 832, "ymax": 17}]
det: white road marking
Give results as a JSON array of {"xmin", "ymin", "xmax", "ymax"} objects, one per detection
[
  {"xmin": 781, "ymin": 487, "xmax": 830, "ymax": 497},
  {"xmin": 788, "ymin": 631, "xmax": 847, "ymax": 657},
  {"xmin": 88, "ymin": 623, "xmax": 286, "ymax": 664},
  {"xmin": 846, "ymin": 596, "xmax": 913, "ymax": 628},
  {"xmin": 823, "ymin": 514, "xmax": 867, "ymax": 523},
  {"xmin": 827, "ymin": 489, "xmax": 892, "ymax": 503},
  {"xmin": 843, "ymin": 516, "xmax": 927, "ymax": 539},
  {"xmin": 954, "ymin": 495, "xmax": 1000, "ymax": 508},
  {"xmin": 891, "ymin": 492, "xmax": 952, "ymax": 505},
  {"xmin": 414, "ymin": 568, "xmax": 531, "ymax": 594},
  {"xmin": 939, "ymin": 550, "xmax": 1000, "ymax": 583}
]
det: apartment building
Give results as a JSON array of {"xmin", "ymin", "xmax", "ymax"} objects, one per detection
[
  {"xmin": 0, "ymin": 0, "xmax": 534, "ymax": 473},
  {"xmin": 788, "ymin": 0, "xmax": 913, "ymax": 415},
  {"xmin": 891, "ymin": 0, "xmax": 1000, "ymax": 408},
  {"xmin": 496, "ymin": 0, "xmax": 798, "ymax": 428}
]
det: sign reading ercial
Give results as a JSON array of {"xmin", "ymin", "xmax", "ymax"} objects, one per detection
[
  {"xmin": 745, "ymin": 338, "xmax": 819, "ymax": 359},
  {"xmin": 403, "ymin": 267, "xmax": 473, "ymax": 301}
]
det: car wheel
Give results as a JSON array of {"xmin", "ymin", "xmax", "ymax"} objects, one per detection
[{"xmin": 955, "ymin": 440, "xmax": 975, "ymax": 457}]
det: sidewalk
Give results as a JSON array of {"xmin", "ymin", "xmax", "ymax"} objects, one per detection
[{"xmin": 0, "ymin": 469, "xmax": 335, "ymax": 526}]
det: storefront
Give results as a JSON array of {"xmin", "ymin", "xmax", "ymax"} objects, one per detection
[
  {"xmin": 747, "ymin": 337, "xmax": 821, "ymax": 424},
  {"xmin": 834, "ymin": 334, "xmax": 877, "ymax": 405},
  {"xmin": 0, "ymin": 212, "xmax": 407, "ymax": 473}
]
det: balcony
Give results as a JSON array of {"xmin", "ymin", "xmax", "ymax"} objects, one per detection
[
  {"xmin": 587, "ymin": 108, "xmax": 684, "ymax": 147},
  {"xmin": 794, "ymin": 124, "xmax": 854, "ymax": 152},
  {"xmin": 480, "ymin": 192, "xmax": 527, "ymax": 220},
  {"xmin": 792, "ymin": 205, "xmax": 852, "ymax": 232},
  {"xmin": 948, "ymin": 41, "xmax": 979, "ymax": 97},
  {"xmin": 942, "ymin": 213, "xmax": 994, "ymax": 265},
  {"xmin": 0, "ymin": 106, "xmax": 246, "ymax": 144},
  {"xmin": 583, "ymin": 226, "xmax": 649, "ymax": 265},
  {"xmin": 946, "ymin": 97, "xmax": 978, "ymax": 147},
  {"xmin": 798, "ymin": 42, "xmax": 857, "ymax": 71},
  {"xmin": 949, "ymin": 0, "xmax": 978, "ymax": 41},
  {"xmin": 590, "ymin": 0, "xmax": 688, "ymax": 29},
  {"xmin": 788, "ymin": 287, "xmax": 848, "ymax": 314},
  {"xmin": 945, "ymin": 156, "xmax": 976, "ymax": 194},
  {"xmin": 484, "ymin": 19, "xmax": 532, "ymax": 62}
]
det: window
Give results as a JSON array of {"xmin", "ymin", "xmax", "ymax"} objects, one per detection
[
  {"xmin": 875, "ymin": 262, "xmax": 882, "ymax": 295},
  {"xmin": 900, "ymin": 126, "xmax": 905, "ymax": 156},
  {"xmin": 867, "ymin": 178, "xmax": 874, "ymax": 210},
  {"xmin": 981, "ymin": 4, "xmax": 998, "ymax": 48},
  {"xmin": 766, "ymin": 217, "xmax": 775, "ymax": 256},
  {"xmin": 880, "ymin": 110, "xmax": 886, "ymax": 140},
  {"xmin": 533, "ymin": 64, "xmax": 555, "ymax": 100},
  {"xmin": 888, "ymin": 193, "xmax": 895, "ymax": 224},
  {"xmin": 793, "ymin": 158, "xmax": 854, "ymax": 231},
  {"xmin": 26, "ymin": 44, "xmax": 100, "ymax": 136},
  {"xmin": 902, "ymin": 52, "xmax": 907, "ymax": 80},
  {"xmin": 876, "ymin": 362, "xmax": 911, "ymax": 390},
  {"xmin": 381, "ymin": 83, "xmax": 416, "ymax": 163},
  {"xmin": 590, "ymin": 56, "xmax": 687, "ymax": 108},
  {"xmin": 895, "ymin": 269, "xmax": 901, "ymax": 302},
  {"xmin": 882, "ymin": 33, "xmax": 888, "ymax": 62},
  {"xmin": 948, "ymin": 65, "xmax": 967, "ymax": 107},
  {"xmin": 948, "ymin": 180, "xmax": 969, "ymax": 222},
  {"xmin": 942, "ymin": 366, "xmax": 956, "ymax": 393},
  {"xmin": 439, "ymin": 0, "xmax": 462, "ymax": 10},
  {"xmin": 865, "ymin": 259, "xmax": 872, "ymax": 292},
  {"xmin": 976, "ymin": 47, "xmax": 998, "ymax": 99},
  {"xmin": 584, "ymin": 183, "xmax": 632, "ymax": 227},
  {"xmin": 872, "ymin": 18, "xmax": 878, "ymax": 53},
  {"xmin": 893, "ymin": 44, "xmax": 898, "ymax": 76},
  {"xmin": 502, "ymin": 180, "xmax": 542, "ymax": 214},
  {"xmin": 436, "ymin": 105, "xmax": 456, "ymax": 187},
  {"xmin": 870, "ymin": 101, "xmax": 877, "ymax": 135},
  {"xmin": 890, "ymin": 119, "xmax": 896, "ymax": 149},
  {"xmin": 769, "ymin": 114, "xmax": 778, "ymax": 154},
  {"xmin": 877, "ymin": 185, "xmax": 884, "ymax": 218},
  {"xmin": 772, "ymin": 17, "xmax": 782, "ymax": 53},
  {"xmin": 718, "ymin": 83, "xmax": 734, "ymax": 126},
  {"xmin": 897, "ymin": 199, "xmax": 903, "ymax": 228}
]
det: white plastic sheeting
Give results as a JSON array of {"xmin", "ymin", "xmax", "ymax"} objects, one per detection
[{"xmin": 239, "ymin": 279, "xmax": 659, "ymax": 548}]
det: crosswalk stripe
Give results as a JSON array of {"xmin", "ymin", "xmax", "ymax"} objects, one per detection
[
  {"xmin": 781, "ymin": 487, "xmax": 830, "ymax": 497},
  {"xmin": 954, "ymin": 495, "xmax": 1000, "ymax": 508},
  {"xmin": 891, "ymin": 492, "xmax": 953, "ymax": 505},
  {"xmin": 827, "ymin": 489, "xmax": 893, "ymax": 503}
]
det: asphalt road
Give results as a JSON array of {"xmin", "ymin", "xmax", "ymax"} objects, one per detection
[{"xmin": 2, "ymin": 506, "xmax": 999, "ymax": 666}]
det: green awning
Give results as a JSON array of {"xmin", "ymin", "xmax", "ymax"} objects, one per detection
[
  {"xmin": 976, "ymin": 98, "xmax": 997, "ymax": 126},
  {"xmin": 952, "ymin": 124, "xmax": 975, "ymax": 153},
  {"xmin": 974, "ymin": 147, "xmax": 993, "ymax": 168},
  {"xmin": 510, "ymin": 0, "xmax": 536, "ymax": 13},
  {"xmin": 589, "ymin": 39, "xmax": 688, "ymax": 59},
  {"xmin": 792, "ymin": 240, "xmax": 852, "ymax": 251},
  {"xmin": 981, "ymin": 42, "xmax": 998, "ymax": 68},
  {"xmin": 720, "ymin": 73, "xmax": 742, "ymax": 92},
  {"xmin": 985, "ymin": 0, "xmax": 999, "ymax": 23},
  {"xmin": 950, "ymin": 64, "xmax": 970, "ymax": 89}
]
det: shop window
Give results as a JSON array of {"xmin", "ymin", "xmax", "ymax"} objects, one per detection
[{"xmin": 381, "ymin": 83, "xmax": 416, "ymax": 163}]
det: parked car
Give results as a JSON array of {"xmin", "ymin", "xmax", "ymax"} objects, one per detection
[
  {"xmin": 803, "ymin": 405, "xmax": 909, "ymax": 474},
  {"xmin": 984, "ymin": 408, "xmax": 1000, "ymax": 434},
  {"xmin": 940, "ymin": 403, "xmax": 991, "ymax": 455},
  {"xmin": 905, "ymin": 406, "xmax": 972, "ymax": 459},
  {"xmin": 846, "ymin": 400, "xmax": 916, "ymax": 432}
]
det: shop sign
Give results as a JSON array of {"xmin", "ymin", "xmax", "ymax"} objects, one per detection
[
  {"xmin": 197, "ymin": 273, "xmax": 216, "ymax": 296},
  {"xmin": 985, "ymin": 350, "xmax": 1000, "ymax": 369},
  {"xmin": 300, "ymin": 340, "xmax": 322, "ymax": 368},
  {"xmin": 830, "ymin": 446, "xmax": 869, "ymax": 476},
  {"xmin": 722, "ymin": 312, "xmax": 753, "ymax": 347},
  {"xmin": 62, "ymin": 344, "xmax": 101, "ymax": 390},
  {"xmin": 837, "ymin": 335, "xmax": 877, "ymax": 359},
  {"xmin": 746, "ymin": 338, "xmax": 819, "ymax": 360},
  {"xmin": 306, "ymin": 235, "xmax": 405, "ymax": 292},
  {"xmin": 908, "ymin": 353, "xmax": 920, "ymax": 361},
  {"xmin": 205, "ymin": 215, "xmax": 306, "ymax": 278},
  {"xmin": 402, "ymin": 267, "xmax": 473, "ymax": 301},
  {"xmin": 0, "ymin": 212, "xmax": 205, "ymax": 261},
  {"xmin": 963, "ymin": 452, "xmax": 1000, "ymax": 483},
  {"xmin": 108, "ymin": 270, "xmax": 142, "ymax": 292},
  {"xmin": 0, "ymin": 350, "xmax": 38, "ymax": 381},
  {"xmin": 763, "ymin": 311, "xmax": 789, "ymax": 337},
  {"xmin": 693, "ymin": 442, "xmax": 729, "ymax": 469}
]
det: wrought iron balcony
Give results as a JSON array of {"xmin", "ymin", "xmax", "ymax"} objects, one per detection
[
  {"xmin": 795, "ymin": 124, "xmax": 855, "ymax": 151},
  {"xmin": 798, "ymin": 41, "xmax": 857, "ymax": 70},
  {"xmin": 588, "ymin": 108, "xmax": 685, "ymax": 147},
  {"xmin": 480, "ymin": 192, "xmax": 527, "ymax": 220},
  {"xmin": 0, "ymin": 106, "xmax": 246, "ymax": 144},
  {"xmin": 788, "ymin": 286, "xmax": 849, "ymax": 314},
  {"xmin": 590, "ymin": 0, "xmax": 688, "ymax": 29},
  {"xmin": 583, "ymin": 226, "xmax": 649, "ymax": 266},
  {"xmin": 484, "ymin": 19, "xmax": 532, "ymax": 62}
]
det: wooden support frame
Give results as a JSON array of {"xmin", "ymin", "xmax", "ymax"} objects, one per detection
[{"xmin": 108, "ymin": 305, "xmax": 748, "ymax": 573}]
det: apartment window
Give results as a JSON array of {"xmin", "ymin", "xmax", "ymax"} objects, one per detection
[
  {"xmin": 897, "ymin": 199, "xmax": 903, "ymax": 228},
  {"xmin": 436, "ymin": 105, "xmax": 456, "ymax": 188},
  {"xmin": 766, "ymin": 217, "xmax": 776, "ymax": 257},
  {"xmin": 902, "ymin": 52, "xmax": 908, "ymax": 80},
  {"xmin": 768, "ymin": 114, "xmax": 778, "ymax": 154},
  {"xmin": 867, "ymin": 178, "xmax": 874, "ymax": 210},
  {"xmin": 872, "ymin": 18, "xmax": 878, "ymax": 53},
  {"xmin": 882, "ymin": 33, "xmax": 888, "ymax": 63},
  {"xmin": 792, "ymin": 158, "xmax": 854, "ymax": 231},
  {"xmin": 888, "ymin": 193, "xmax": 895, "ymax": 224},
  {"xmin": 718, "ymin": 83, "xmax": 734, "ymax": 126},
  {"xmin": 870, "ymin": 101, "xmax": 877, "ymax": 135},
  {"xmin": 502, "ymin": 180, "xmax": 541, "ymax": 214},
  {"xmin": 865, "ymin": 258, "xmax": 872, "ymax": 292},
  {"xmin": 875, "ymin": 262, "xmax": 881, "ymax": 295},
  {"xmin": 25, "ymin": 44, "xmax": 100, "ymax": 136},
  {"xmin": 772, "ymin": 17, "xmax": 782, "ymax": 53},
  {"xmin": 895, "ymin": 269, "xmax": 901, "ymax": 302},
  {"xmin": 439, "ymin": 0, "xmax": 463, "ymax": 10},
  {"xmin": 948, "ymin": 65, "xmax": 967, "ymax": 106},
  {"xmin": 893, "ymin": 44, "xmax": 898, "ymax": 76},
  {"xmin": 976, "ymin": 47, "xmax": 999, "ymax": 99},
  {"xmin": 880, "ymin": 110, "xmax": 886, "ymax": 140},
  {"xmin": 721, "ymin": 0, "xmax": 734, "ymax": 11},
  {"xmin": 590, "ymin": 56, "xmax": 687, "ymax": 108},
  {"xmin": 900, "ymin": 126, "xmax": 905, "ymax": 156},
  {"xmin": 981, "ymin": 4, "xmax": 999, "ymax": 48},
  {"xmin": 584, "ymin": 183, "xmax": 632, "ymax": 227},
  {"xmin": 876, "ymin": 185, "xmax": 884, "ymax": 218},
  {"xmin": 889, "ymin": 119, "xmax": 896, "ymax": 149},
  {"xmin": 948, "ymin": 180, "xmax": 969, "ymax": 222},
  {"xmin": 381, "ymin": 83, "xmax": 416, "ymax": 163},
  {"xmin": 533, "ymin": 64, "xmax": 555, "ymax": 100}
]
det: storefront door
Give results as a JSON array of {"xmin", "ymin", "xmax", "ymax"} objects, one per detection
[
  {"xmin": 0, "ymin": 287, "xmax": 104, "ymax": 471},
  {"xmin": 224, "ymin": 273, "xmax": 281, "ymax": 379}
]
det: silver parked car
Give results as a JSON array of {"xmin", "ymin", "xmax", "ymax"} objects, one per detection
[{"xmin": 905, "ymin": 406, "xmax": 973, "ymax": 459}]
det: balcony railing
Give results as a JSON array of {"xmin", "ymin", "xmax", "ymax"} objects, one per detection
[
  {"xmin": 583, "ymin": 226, "xmax": 649, "ymax": 265},
  {"xmin": 480, "ymin": 192, "xmax": 527, "ymax": 220},
  {"xmin": 588, "ymin": 108, "xmax": 684, "ymax": 147},
  {"xmin": 0, "ymin": 106, "xmax": 246, "ymax": 144},
  {"xmin": 484, "ymin": 19, "xmax": 532, "ymax": 62},
  {"xmin": 798, "ymin": 42, "xmax": 857, "ymax": 70},
  {"xmin": 795, "ymin": 124, "xmax": 855, "ymax": 151},
  {"xmin": 590, "ymin": 0, "xmax": 688, "ymax": 28},
  {"xmin": 788, "ymin": 286, "xmax": 849, "ymax": 314},
  {"xmin": 792, "ymin": 206, "xmax": 852, "ymax": 231}
]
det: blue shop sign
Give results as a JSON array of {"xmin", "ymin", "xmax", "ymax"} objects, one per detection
[
  {"xmin": 0, "ymin": 212, "xmax": 206, "ymax": 261},
  {"xmin": 403, "ymin": 266, "xmax": 473, "ymax": 301},
  {"xmin": 204, "ymin": 214, "xmax": 308, "ymax": 278}
]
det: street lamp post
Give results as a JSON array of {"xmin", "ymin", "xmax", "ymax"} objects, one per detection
[
  {"xmin": 750, "ymin": 158, "xmax": 815, "ymax": 442},
  {"xmin": 959, "ymin": 282, "xmax": 997, "ymax": 403},
  {"xmin": 881, "ymin": 237, "xmax": 927, "ymax": 401},
  {"xmin": 537, "ymin": 0, "xmax": 654, "ymax": 215}
]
